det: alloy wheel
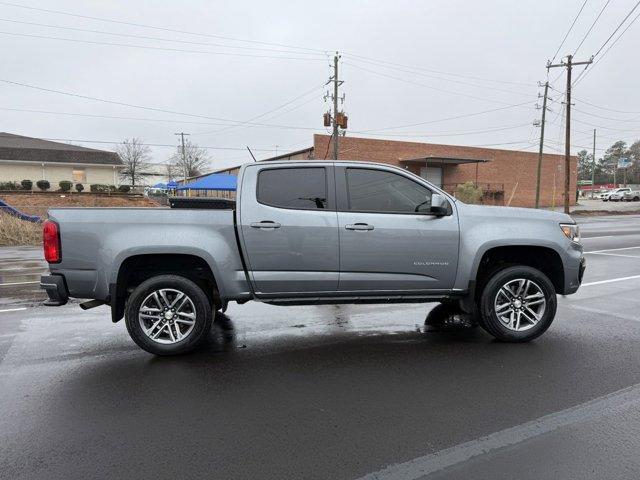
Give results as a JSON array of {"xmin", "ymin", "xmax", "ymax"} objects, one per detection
[
  {"xmin": 138, "ymin": 288, "xmax": 197, "ymax": 344},
  {"xmin": 493, "ymin": 278, "xmax": 546, "ymax": 332}
]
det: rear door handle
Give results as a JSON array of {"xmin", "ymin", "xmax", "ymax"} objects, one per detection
[
  {"xmin": 345, "ymin": 223, "xmax": 374, "ymax": 231},
  {"xmin": 250, "ymin": 221, "xmax": 281, "ymax": 229}
]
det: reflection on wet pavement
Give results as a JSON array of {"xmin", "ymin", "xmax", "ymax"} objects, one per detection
[{"xmin": 0, "ymin": 246, "xmax": 47, "ymax": 308}]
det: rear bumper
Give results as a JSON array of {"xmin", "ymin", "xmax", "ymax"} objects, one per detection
[{"xmin": 40, "ymin": 275, "xmax": 69, "ymax": 306}]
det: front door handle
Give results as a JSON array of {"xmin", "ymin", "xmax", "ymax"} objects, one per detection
[
  {"xmin": 250, "ymin": 221, "xmax": 281, "ymax": 229},
  {"xmin": 345, "ymin": 223, "xmax": 374, "ymax": 231}
]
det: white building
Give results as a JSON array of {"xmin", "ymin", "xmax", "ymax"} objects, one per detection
[{"xmin": 0, "ymin": 132, "xmax": 123, "ymax": 187}]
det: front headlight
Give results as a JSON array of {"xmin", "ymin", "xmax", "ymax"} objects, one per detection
[{"xmin": 560, "ymin": 223, "xmax": 580, "ymax": 243}]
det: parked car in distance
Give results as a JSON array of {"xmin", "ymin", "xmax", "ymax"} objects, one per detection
[
  {"xmin": 603, "ymin": 187, "xmax": 631, "ymax": 202},
  {"xmin": 40, "ymin": 160, "xmax": 586, "ymax": 356},
  {"xmin": 623, "ymin": 190, "xmax": 640, "ymax": 202}
]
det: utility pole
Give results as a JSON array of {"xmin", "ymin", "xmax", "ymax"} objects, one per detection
[
  {"xmin": 323, "ymin": 52, "xmax": 346, "ymax": 159},
  {"xmin": 547, "ymin": 55, "xmax": 592, "ymax": 213},
  {"xmin": 332, "ymin": 53, "xmax": 340, "ymax": 160},
  {"xmin": 591, "ymin": 129, "xmax": 596, "ymax": 199},
  {"xmin": 174, "ymin": 132, "xmax": 190, "ymax": 183},
  {"xmin": 535, "ymin": 81, "xmax": 549, "ymax": 209}
]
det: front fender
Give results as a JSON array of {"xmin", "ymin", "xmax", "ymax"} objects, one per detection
[{"xmin": 453, "ymin": 216, "xmax": 574, "ymax": 292}]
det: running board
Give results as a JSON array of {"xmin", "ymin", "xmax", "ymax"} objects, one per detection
[{"xmin": 261, "ymin": 295, "xmax": 454, "ymax": 306}]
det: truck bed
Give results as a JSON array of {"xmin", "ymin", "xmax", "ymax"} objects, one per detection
[{"xmin": 47, "ymin": 207, "xmax": 248, "ymax": 302}]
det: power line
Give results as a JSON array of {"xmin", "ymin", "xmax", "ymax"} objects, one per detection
[
  {"xmin": 350, "ymin": 123, "xmax": 531, "ymax": 139},
  {"xmin": 344, "ymin": 61, "xmax": 528, "ymax": 106},
  {"xmin": 0, "ymin": 81, "xmax": 537, "ymax": 140},
  {"xmin": 574, "ymin": 6, "xmax": 640, "ymax": 85},
  {"xmin": 569, "ymin": 95, "xmax": 640, "ymax": 114},
  {"xmin": 0, "ymin": 105, "xmax": 335, "ymax": 134},
  {"xmin": 193, "ymin": 84, "xmax": 326, "ymax": 136},
  {"xmin": 0, "ymin": 1, "xmax": 326, "ymax": 54},
  {"xmin": 573, "ymin": 106, "xmax": 640, "ymax": 122},
  {"xmin": 0, "ymin": 31, "xmax": 326, "ymax": 61},
  {"xmin": 0, "ymin": 17, "xmax": 324, "ymax": 56},
  {"xmin": 573, "ymin": 0, "xmax": 611, "ymax": 55},
  {"xmin": 551, "ymin": 0, "xmax": 589, "ymax": 62},
  {"xmin": 356, "ymin": 101, "xmax": 534, "ymax": 134},
  {"xmin": 572, "ymin": 117, "xmax": 640, "ymax": 131},
  {"xmin": 342, "ymin": 52, "xmax": 533, "ymax": 87},
  {"xmin": 342, "ymin": 57, "xmax": 533, "ymax": 98},
  {"xmin": 0, "ymin": 133, "xmax": 291, "ymax": 152},
  {"xmin": 548, "ymin": 83, "xmax": 640, "ymax": 118},
  {"xmin": 0, "ymin": 78, "xmax": 324, "ymax": 131},
  {"xmin": 594, "ymin": 0, "xmax": 640, "ymax": 57},
  {"xmin": 0, "ymin": 106, "xmax": 240, "ymax": 126}
]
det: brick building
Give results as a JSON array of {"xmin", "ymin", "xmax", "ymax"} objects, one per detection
[{"xmin": 212, "ymin": 134, "xmax": 577, "ymax": 208}]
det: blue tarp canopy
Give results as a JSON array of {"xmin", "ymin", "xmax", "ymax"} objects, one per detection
[
  {"xmin": 166, "ymin": 181, "xmax": 178, "ymax": 188},
  {"xmin": 152, "ymin": 182, "xmax": 167, "ymax": 188},
  {"xmin": 176, "ymin": 174, "xmax": 237, "ymax": 191}
]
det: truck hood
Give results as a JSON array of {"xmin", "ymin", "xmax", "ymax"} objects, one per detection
[{"xmin": 455, "ymin": 202, "xmax": 574, "ymax": 224}]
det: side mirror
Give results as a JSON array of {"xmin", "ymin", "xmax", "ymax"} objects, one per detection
[{"xmin": 430, "ymin": 193, "xmax": 448, "ymax": 216}]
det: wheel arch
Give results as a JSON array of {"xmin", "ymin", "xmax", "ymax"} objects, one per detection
[
  {"xmin": 110, "ymin": 252, "xmax": 220, "ymax": 323},
  {"xmin": 471, "ymin": 244, "xmax": 565, "ymax": 300}
]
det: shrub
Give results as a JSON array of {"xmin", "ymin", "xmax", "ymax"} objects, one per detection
[
  {"xmin": 21, "ymin": 179, "xmax": 33, "ymax": 190},
  {"xmin": 75, "ymin": 183, "xmax": 84, "ymax": 192},
  {"xmin": 0, "ymin": 181, "xmax": 20, "ymax": 190},
  {"xmin": 117, "ymin": 184, "xmax": 131, "ymax": 193},
  {"xmin": 108, "ymin": 185, "xmax": 117, "ymax": 193},
  {"xmin": 59, "ymin": 180, "xmax": 73, "ymax": 192},
  {"xmin": 0, "ymin": 213, "xmax": 42, "ymax": 246},
  {"xmin": 36, "ymin": 180, "xmax": 50, "ymax": 191},
  {"xmin": 90, "ymin": 184, "xmax": 109, "ymax": 193},
  {"xmin": 454, "ymin": 181, "xmax": 483, "ymax": 204}
]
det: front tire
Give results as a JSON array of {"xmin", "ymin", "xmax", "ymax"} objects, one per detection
[
  {"xmin": 125, "ymin": 275, "xmax": 213, "ymax": 355},
  {"xmin": 478, "ymin": 266, "xmax": 557, "ymax": 342}
]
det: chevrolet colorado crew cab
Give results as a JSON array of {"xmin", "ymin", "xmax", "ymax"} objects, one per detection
[{"xmin": 41, "ymin": 161, "xmax": 585, "ymax": 355}]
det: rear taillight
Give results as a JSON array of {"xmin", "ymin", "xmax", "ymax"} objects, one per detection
[{"xmin": 43, "ymin": 220, "xmax": 61, "ymax": 263}]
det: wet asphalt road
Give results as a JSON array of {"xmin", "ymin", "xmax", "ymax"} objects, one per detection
[{"xmin": 2, "ymin": 215, "xmax": 640, "ymax": 479}]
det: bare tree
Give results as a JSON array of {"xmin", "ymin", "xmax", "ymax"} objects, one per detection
[
  {"xmin": 116, "ymin": 138, "xmax": 151, "ymax": 187},
  {"xmin": 168, "ymin": 139, "xmax": 210, "ymax": 180}
]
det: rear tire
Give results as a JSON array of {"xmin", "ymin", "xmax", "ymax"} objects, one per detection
[
  {"xmin": 125, "ymin": 274, "xmax": 213, "ymax": 355},
  {"xmin": 478, "ymin": 266, "xmax": 556, "ymax": 343}
]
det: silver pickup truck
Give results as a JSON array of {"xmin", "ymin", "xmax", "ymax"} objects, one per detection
[{"xmin": 41, "ymin": 160, "xmax": 585, "ymax": 355}]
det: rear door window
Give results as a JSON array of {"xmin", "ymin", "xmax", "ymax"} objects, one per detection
[{"xmin": 257, "ymin": 167, "xmax": 328, "ymax": 210}]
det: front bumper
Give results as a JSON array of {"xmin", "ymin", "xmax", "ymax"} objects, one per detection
[
  {"xmin": 564, "ymin": 255, "xmax": 586, "ymax": 294},
  {"xmin": 40, "ymin": 275, "xmax": 69, "ymax": 306}
]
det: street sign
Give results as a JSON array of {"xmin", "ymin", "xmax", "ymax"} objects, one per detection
[
  {"xmin": 617, "ymin": 157, "xmax": 632, "ymax": 169},
  {"xmin": 577, "ymin": 180, "xmax": 593, "ymax": 185}
]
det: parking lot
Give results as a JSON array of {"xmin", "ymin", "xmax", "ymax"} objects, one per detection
[
  {"xmin": 2, "ymin": 214, "xmax": 640, "ymax": 479},
  {"xmin": 572, "ymin": 198, "xmax": 640, "ymax": 213}
]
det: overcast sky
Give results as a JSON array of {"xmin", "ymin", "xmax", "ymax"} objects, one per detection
[{"xmin": 1, "ymin": 0, "xmax": 639, "ymax": 172}]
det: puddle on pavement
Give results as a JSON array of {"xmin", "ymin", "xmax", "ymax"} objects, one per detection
[{"xmin": 0, "ymin": 273, "xmax": 41, "ymax": 284}]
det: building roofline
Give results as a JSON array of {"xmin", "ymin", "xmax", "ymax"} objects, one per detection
[
  {"xmin": 313, "ymin": 133, "xmax": 575, "ymax": 159},
  {"xmin": 259, "ymin": 146, "xmax": 314, "ymax": 162},
  {"xmin": 400, "ymin": 156, "xmax": 488, "ymax": 165}
]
